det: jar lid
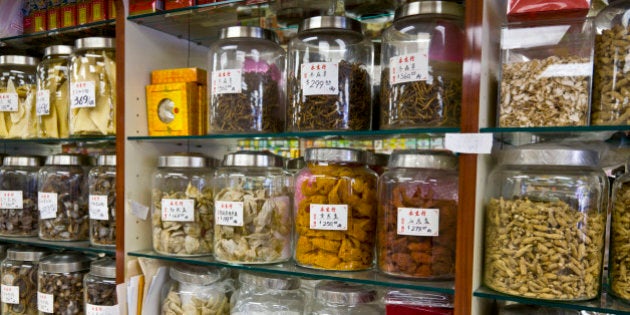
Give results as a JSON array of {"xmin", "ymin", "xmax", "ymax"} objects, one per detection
[
  {"xmin": 158, "ymin": 154, "xmax": 207, "ymax": 168},
  {"xmin": 43, "ymin": 45, "xmax": 74, "ymax": 57},
  {"xmin": 3, "ymin": 156, "xmax": 41, "ymax": 167},
  {"xmin": 315, "ymin": 281, "xmax": 377, "ymax": 305},
  {"xmin": 170, "ymin": 264, "xmax": 227, "ymax": 285},
  {"xmin": 75, "ymin": 37, "xmax": 115, "ymax": 50},
  {"xmin": 6, "ymin": 247, "xmax": 49, "ymax": 262},
  {"xmin": 395, "ymin": 1, "xmax": 464, "ymax": 20},
  {"xmin": 39, "ymin": 253, "xmax": 91, "ymax": 273},
  {"xmin": 222, "ymin": 151, "xmax": 284, "ymax": 167},
  {"xmin": 367, "ymin": 152, "xmax": 389, "ymax": 167},
  {"xmin": 497, "ymin": 147, "xmax": 599, "ymax": 166},
  {"xmin": 305, "ymin": 147, "xmax": 367, "ymax": 164},
  {"xmin": 0, "ymin": 55, "xmax": 39, "ymax": 67},
  {"xmin": 97, "ymin": 154, "xmax": 116, "ymax": 166},
  {"xmin": 219, "ymin": 26, "xmax": 279, "ymax": 44},
  {"xmin": 385, "ymin": 289, "xmax": 454, "ymax": 308},
  {"xmin": 299, "ymin": 16, "xmax": 363, "ymax": 34},
  {"xmin": 45, "ymin": 154, "xmax": 89, "ymax": 166},
  {"xmin": 238, "ymin": 272, "xmax": 300, "ymax": 290},
  {"xmin": 90, "ymin": 258, "xmax": 116, "ymax": 278},
  {"xmin": 389, "ymin": 150, "xmax": 457, "ymax": 169}
]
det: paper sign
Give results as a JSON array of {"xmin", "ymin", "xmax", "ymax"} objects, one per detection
[
  {"xmin": 0, "ymin": 191, "xmax": 22, "ymax": 209},
  {"xmin": 538, "ymin": 63, "xmax": 591, "ymax": 78},
  {"xmin": 301, "ymin": 62, "xmax": 338, "ymax": 96},
  {"xmin": 89, "ymin": 195, "xmax": 109, "ymax": 220},
  {"xmin": 215, "ymin": 201, "xmax": 244, "ymax": 226},
  {"xmin": 212, "ymin": 69, "xmax": 242, "ymax": 94},
  {"xmin": 390, "ymin": 52, "xmax": 429, "ymax": 84},
  {"xmin": 445, "ymin": 133, "xmax": 493, "ymax": 154},
  {"xmin": 38, "ymin": 192, "xmax": 58, "ymax": 219},
  {"xmin": 161, "ymin": 199, "xmax": 195, "ymax": 222},
  {"xmin": 86, "ymin": 304, "xmax": 120, "ymax": 315},
  {"xmin": 70, "ymin": 81, "xmax": 96, "ymax": 108},
  {"xmin": 37, "ymin": 292, "xmax": 54, "ymax": 313},
  {"xmin": 309, "ymin": 204, "xmax": 348, "ymax": 231},
  {"xmin": 129, "ymin": 199, "xmax": 149, "ymax": 221},
  {"xmin": 397, "ymin": 207, "xmax": 440, "ymax": 236},
  {"xmin": 0, "ymin": 93, "xmax": 18, "ymax": 112},
  {"xmin": 1, "ymin": 285, "xmax": 19, "ymax": 304},
  {"xmin": 36, "ymin": 90, "xmax": 50, "ymax": 115}
]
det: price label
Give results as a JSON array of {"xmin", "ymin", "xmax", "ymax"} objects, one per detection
[
  {"xmin": 1, "ymin": 285, "xmax": 19, "ymax": 304},
  {"xmin": 397, "ymin": 208, "xmax": 440, "ymax": 237},
  {"xmin": 211, "ymin": 69, "xmax": 242, "ymax": 94},
  {"xmin": 38, "ymin": 192, "xmax": 58, "ymax": 220},
  {"xmin": 161, "ymin": 199, "xmax": 194, "ymax": 222},
  {"xmin": 301, "ymin": 62, "xmax": 338, "ymax": 96},
  {"xmin": 0, "ymin": 93, "xmax": 18, "ymax": 112},
  {"xmin": 232, "ymin": 312, "xmax": 301, "ymax": 315},
  {"xmin": 309, "ymin": 204, "xmax": 348, "ymax": 231},
  {"xmin": 0, "ymin": 191, "xmax": 22, "ymax": 209},
  {"xmin": 86, "ymin": 304, "xmax": 120, "ymax": 315},
  {"xmin": 215, "ymin": 201, "xmax": 244, "ymax": 226},
  {"xmin": 70, "ymin": 81, "xmax": 96, "ymax": 108},
  {"xmin": 36, "ymin": 90, "xmax": 50, "ymax": 115},
  {"xmin": 37, "ymin": 292, "xmax": 54, "ymax": 313},
  {"xmin": 89, "ymin": 195, "xmax": 109, "ymax": 220},
  {"xmin": 389, "ymin": 52, "xmax": 429, "ymax": 85}
]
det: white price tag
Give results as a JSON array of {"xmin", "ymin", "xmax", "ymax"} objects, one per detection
[
  {"xmin": 36, "ymin": 90, "xmax": 50, "ymax": 115},
  {"xmin": 538, "ymin": 63, "xmax": 592, "ymax": 78},
  {"xmin": 0, "ymin": 93, "xmax": 18, "ymax": 112},
  {"xmin": 397, "ymin": 208, "xmax": 440, "ymax": 236},
  {"xmin": 389, "ymin": 52, "xmax": 429, "ymax": 84},
  {"xmin": 215, "ymin": 201, "xmax": 244, "ymax": 226},
  {"xmin": 1, "ymin": 285, "xmax": 19, "ymax": 304},
  {"xmin": 211, "ymin": 69, "xmax": 242, "ymax": 94},
  {"xmin": 38, "ymin": 192, "xmax": 58, "ymax": 220},
  {"xmin": 70, "ymin": 81, "xmax": 96, "ymax": 108},
  {"xmin": 0, "ymin": 191, "xmax": 22, "ymax": 209},
  {"xmin": 129, "ymin": 199, "xmax": 149, "ymax": 221},
  {"xmin": 89, "ymin": 195, "xmax": 109, "ymax": 220},
  {"xmin": 301, "ymin": 62, "xmax": 338, "ymax": 96},
  {"xmin": 37, "ymin": 292, "xmax": 54, "ymax": 313},
  {"xmin": 309, "ymin": 204, "xmax": 348, "ymax": 231},
  {"xmin": 444, "ymin": 133, "xmax": 493, "ymax": 154},
  {"xmin": 86, "ymin": 304, "xmax": 119, "ymax": 315},
  {"xmin": 161, "ymin": 199, "xmax": 195, "ymax": 222}
]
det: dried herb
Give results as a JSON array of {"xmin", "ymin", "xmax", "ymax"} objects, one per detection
[
  {"xmin": 38, "ymin": 271, "xmax": 85, "ymax": 314},
  {"xmin": 609, "ymin": 181, "xmax": 630, "ymax": 301},
  {"xmin": 89, "ymin": 167, "xmax": 116, "ymax": 247},
  {"xmin": 0, "ymin": 168, "xmax": 38, "ymax": 236},
  {"xmin": 1, "ymin": 263, "xmax": 38, "ymax": 314},
  {"xmin": 86, "ymin": 280, "xmax": 117, "ymax": 306}
]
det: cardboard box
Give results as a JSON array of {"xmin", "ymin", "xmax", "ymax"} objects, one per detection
[
  {"xmin": 146, "ymin": 82, "xmax": 200, "ymax": 136},
  {"xmin": 129, "ymin": 0, "xmax": 164, "ymax": 15},
  {"xmin": 90, "ymin": 0, "xmax": 107, "ymax": 22},
  {"xmin": 77, "ymin": 1, "xmax": 90, "ymax": 25},
  {"xmin": 60, "ymin": 3, "xmax": 77, "ymax": 28},
  {"xmin": 151, "ymin": 67, "xmax": 207, "ymax": 85},
  {"xmin": 108, "ymin": 0, "xmax": 116, "ymax": 19},
  {"xmin": 47, "ymin": 6, "xmax": 60, "ymax": 30}
]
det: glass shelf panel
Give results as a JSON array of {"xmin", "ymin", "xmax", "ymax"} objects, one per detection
[
  {"xmin": 0, "ymin": 236, "xmax": 114, "ymax": 256},
  {"xmin": 0, "ymin": 136, "xmax": 116, "ymax": 144},
  {"xmin": 481, "ymin": 126, "xmax": 630, "ymax": 146}
]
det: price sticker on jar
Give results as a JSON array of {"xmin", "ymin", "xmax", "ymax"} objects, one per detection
[
  {"xmin": 36, "ymin": 89, "xmax": 50, "ymax": 115},
  {"xmin": 1, "ymin": 284, "xmax": 19, "ymax": 304},
  {"xmin": 38, "ymin": 192, "xmax": 58, "ymax": 219},
  {"xmin": 310, "ymin": 204, "xmax": 348, "ymax": 230},
  {"xmin": 161, "ymin": 199, "xmax": 194, "ymax": 222},
  {"xmin": 0, "ymin": 191, "xmax": 22, "ymax": 209},
  {"xmin": 89, "ymin": 195, "xmax": 109, "ymax": 220},
  {"xmin": 0, "ymin": 93, "xmax": 18, "ymax": 112},
  {"xmin": 86, "ymin": 303, "xmax": 119, "ymax": 315},
  {"xmin": 390, "ymin": 52, "xmax": 429, "ymax": 85},
  {"xmin": 215, "ymin": 201, "xmax": 244, "ymax": 226},
  {"xmin": 70, "ymin": 81, "xmax": 96, "ymax": 108},
  {"xmin": 212, "ymin": 69, "xmax": 242, "ymax": 94},
  {"xmin": 301, "ymin": 62, "xmax": 338, "ymax": 96},
  {"xmin": 397, "ymin": 207, "xmax": 439, "ymax": 237},
  {"xmin": 37, "ymin": 292, "xmax": 54, "ymax": 313}
]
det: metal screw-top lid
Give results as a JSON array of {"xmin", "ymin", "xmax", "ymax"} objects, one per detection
[
  {"xmin": 497, "ymin": 147, "xmax": 599, "ymax": 167},
  {"xmin": 39, "ymin": 253, "xmax": 91, "ymax": 273},
  {"xmin": 158, "ymin": 154, "xmax": 207, "ymax": 168},
  {"xmin": 389, "ymin": 150, "xmax": 457, "ymax": 169},
  {"xmin": 43, "ymin": 45, "xmax": 74, "ymax": 57},
  {"xmin": 170, "ymin": 264, "xmax": 227, "ymax": 285},
  {"xmin": 286, "ymin": 156, "xmax": 306, "ymax": 171},
  {"xmin": 6, "ymin": 247, "xmax": 49, "ymax": 262},
  {"xmin": 395, "ymin": 1, "xmax": 464, "ymax": 20},
  {"xmin": 75, "ymin": 37, "xmax": 115, "ymax": 50},
  {"xmin": 0, "ymin": 55, "xmax": 39, "ymax": 67},
  {"xmin": 97, "ymin": 154, "xmax": 116, "ymax": 166},
  {"xmin": 299, "ymin": 16, "xmax": 363, "ymax": 34},
  {"xmin": 3, "ymin": 156, "xmax": 40, "ymax": 167},
  {"xmin": 222, "ymin": 151, "xmax": 284, "ymax": 168},
  {"xmin": 238, "ymin": 272, "xmax": 300, "ymax": 290},
  {"xmin": 315, "ymin": 281, "xmax": 377, "ymax": 305},
  {"xmin": 305, "ymin": 147, "xmax": 367, "ymax": 164},
  {"xmin": 45, "ymin": 154, "xmax": 89, "ymax": 166},
  {"xmin": 90, "ymin": 258, "xmax": 116, "ymax": 278},
  {"xmin": 220, "ymin": 26, "xmax": 279, "ymax": 44}
]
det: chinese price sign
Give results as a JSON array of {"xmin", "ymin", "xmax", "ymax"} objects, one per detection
[
  {"xmin": 161, "ymin": 199, "xmax": 195, "ymax": 222},
  {"xmin": 301, "ymin": 62, "xmax": 338, "ymax": 96},
  {"xmin": 1, "ymin": 285, "xmax": 19, "ymax": 304},
  {"xmin": 397, "ymin": 207, "xmax": 440, "ymax": 237},
  {"xmin": 309, "ymin": 204, "xmax": 348, "ymax": 231},
  {"xmin": 0, "ymin": 190, "xmax": 22, "ymax": 209},
  {"xmin": 70, "ymin": 81, "xmax": 96, "ymax": 108},
  {"xmin": 89, "ymin": 195, "xmax": 109, "ymax": 220},
  {"xmin": 0, "ymin": 93, "xmax": 18, "ymax": 112},
  {"xmin": 38, "ymin": 192, "xmax": 58, "ymax": 219},
  {"xmin": 86, "ymin": 303, "xmax": 120, "ymax": 315},
  {"xmin": 211, "ymin": 69, "xmax": 242, "ymax": 94},
  {"xmin": 37, "ymin": 292, "xmax": 54, "ymax": 313},
  {"xmin": 389, "ymin": 52, "xmax": 429, "ymax": 85},
  {"xmin": 215, "ymin": 201, "xmax": 244, "ymax": 227},
  {"xmin": 36, "ymin": 89, "xmax": 50, "ymax": 115}
]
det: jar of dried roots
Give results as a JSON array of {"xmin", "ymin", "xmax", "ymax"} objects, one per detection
[
  {"xmin": 37, "ymin": 253, "xmax": 91, "ymax": 314},
  {"xmin": 1, "ymin": 247, "xmax": 49, "ymax": 315},
  {"xmin": 0, "ymin": 156, "xmax": 41, "ymax": 237},
  {"xmin": 609, "ymin": 167, "xmax": 630, "ymax": 303}
]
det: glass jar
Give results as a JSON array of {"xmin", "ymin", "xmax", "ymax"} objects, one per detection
[
  {"xmin": 483, "ymin": 147, "xmax": 608, "ymax": 301},
  {"xmin": 88, "ymin": 154, "xmax": 116, "ymax": 247},
  {"xmin": 36, "ymin": 45, "xmax": 73, "ymax": 138},
  {"xmin": 1, "ymin": 247, "xmax": 49, "ymax": 315},
  {"xmin": 294, "ymin": 148, "xmax": 378, "ymax": 271},
  {"xmin": 310, "ymin": 281, "xmax": 381, "ymax": 314},
  {"xmin": 0, "ymin": 55, "xmax": 39, "ymax": 139},
  {"xmin": 38, "ymin": 154, "xmax": 89, "ymax": 241},
  {"xmin": 161, "ymin": 264, "xmax": 231, "ymax": 315},
  {"xmin": 69, "ymin": 37, "xmax": 116, "ymax": 136},
  {"xmin": 208, "ymin": 26, "xmax": 286, "ymax": 134},
  {"xmin": 287, "ymin": 16, "xmax": 374, "ymax": 132},
  {"xmin": 214, "ymin": 151, "xmax": 292, "ymax": 264},
  {"xmin": 377, "ymin": 150, "xmax": 458, "ymax": 279},
  {"xmin": 151, "ymin": 154, "xmax": 214, "ymax": 256},
  {"xmin": 37, "ymin": 253, "xmax": 91, "ymax": 315},
  {"xmin": 231, "ymin": 272, "xmax": 305, "ymax": 314},
  {"xmin": 0, "ymin": 156, "xmax": 41, "ymax": 236},
  {"xmin": 385, "ymin": 289, "xmax": 454, "ymax": 315},
  {"xmin": 380, "ymin": 1, "xmax": 464, "ymax": 129},
  {"xmin": 609, "ymin": 169, "xmax": 630, "ymax": 302},
  {"xmin": 367, "ymin": 152, "xmax": 389, "ymax": 175},
  {"xmin": 84, "ymin": 258, "xmax": 118, "ymax": 314}
]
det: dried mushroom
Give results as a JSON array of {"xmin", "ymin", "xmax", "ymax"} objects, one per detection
[
  {"xmin": 0, "ymin": 171, "xmax": 38, "ymax": 236},
  {"xmin": 85, "ymin": 280, "xmax": 117, "ymax": 306},
  {"xmin": 89, "ymin": 169, "xmax": 116, "ymax": 246},
  {"xmin": 610, "ymin": 182, "xmax": 630, "ymax": 301},
  {"xmin": 162, "ymin": 288, "xmax": 229, "ymax": 315},
  {"xmin": 1, "ymin": 264, "xmax": 38, "ymax": 315},
  {"xmin": 38, "ymin": 272, "xmax": 84, "ymax": 314}
]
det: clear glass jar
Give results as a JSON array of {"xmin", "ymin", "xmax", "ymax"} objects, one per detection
[
  {"xmin": 37, "ymin": 253, "xmax": 91, "ymax": 315},
  {"xmin": 0, "ymin": 156, "xmax": 41, "ymax": 236},
  {"xmin": 69, "ymin": 37, "xmax": 116, "ymax": 136},
  {"xmin": 310, "ymin": 281, "xmax": 381, "ymax": 315},
  {"xmin": 84, "ymin": 258, "xmax": 118, "ymax": 314},
  {"xmin": 230, "ymin": 272, "xmax": 305, "ymax": 314},
  {"xmin": 88, "ymin": 154, "xmax": 116, "ymax": 247},
  {"xmin": 208, "ymin": 26, "xmax": 286, "ymax": 134},
  {"xmin": 385, "ymin": 289, "xmax": 454, "ymax": 315},
  {"xmin": 294, "ymin": 148, "xmax": 378, "ymax": 271},
  {"xmin": 1, "ymin": 247, "xmax": 49, "ymax": 315},
  {"xmin": 38, "ymin": 154, "xmax": 89, "ymax": 241},
  {"xmin": 380, "ymin": 1, "xmax": 464, "ymax": 129},
  {"xmin": 287, "ymin": 16, "xmax": 374, "ymax": 132},
  {"xmin": 483, "ymin": 147, "xmax": 608, "ymax": 301},
  {"xmin": 151, "ymin": 154, "xmax": 214, "ymax": 256},
  {"xmin": 36, "ymin": 45, "xmax": 73, "ymax": 138},
  {"xmin": 161, "ymin": 264, "xmax": 231, "ymax": 315},
  {"xmin": 0, "ymin": 55, "xmax": 39, "ymax": 139},
  {"xmin": 377, "ymin": 150, "xmax": 458, "ymax": 279},
  {"xmin": 609, "ymin": 169, "xmax": 630, "ymax": 302},
  {"xmin": 214, "ymin": 151, "xmax": 292, "ymax": 264}
]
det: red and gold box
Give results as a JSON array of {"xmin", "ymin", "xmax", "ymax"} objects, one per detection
[
  {"xmin": 90, "ymin": 0, "xmax": 107, "ymax": 22},
  {"xmin": 129, "ymin": 0, "xmax": 164, "ymax": 15},
  {"xmin": 47, "ymin": 1, "xmax": 61, "ymax": 30},
  {"xmin": 196, "ymin": 0, "xmax": 215, "ymax": 4},
  {"xmin": 24, "ymin": 10, "xmax": 46, "ymax": 33},
  {"xmin": 60, "ymin": 2, "xmax": 77, "ymax": 28},
  {"xmin": 77, "ymin": 0, "xmax": 90, "ymax": 25},
  {"xmin": 165, "ymin": 0, "xmax": 194, "ymax": 10}
]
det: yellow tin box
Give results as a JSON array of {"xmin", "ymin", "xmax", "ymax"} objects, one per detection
[{"xmin": 146, "ymin": 82, "xmax": 200, "ymax": 136}]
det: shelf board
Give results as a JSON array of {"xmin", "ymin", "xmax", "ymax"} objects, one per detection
[
  {"xmin": 481, "ymin": 125, "xmax": 630, "ymax": 133},
  {"xmin": 0, "ymin": 136, "xmax": 116, "ymax": 144},
  {"xmin": 481, "ymin": 125, "xmax": 630, "ymax": 145},
  {"xmin": 129, "ymin": 249, "xmax": 455, "ymax": 293},
  {"xmin": 0, "ymin": 236, "xmax": 115, "ymax": 256}
]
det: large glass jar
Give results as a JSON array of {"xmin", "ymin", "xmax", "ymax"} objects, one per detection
[
  {"xmin": 1, "ymin": 247, "xmax": 49, "ymax": 315},
  {"xmin": 161, "ymin": 264, "xmax": 231, "ymax": 315},
  {"xmin": 0, "ymin": 156, "xmax": 41, "ymax": 236},
  {"xmin": 609, "ymin": 169, "xmax": 630, "ymax": 302},
  {"xmin": 287, "ymin": 16, "xmax": 374, "ymax": 132},
  {"xmin": 377, "ymin": 150, "xmax": 458, "ymax": 279},
  {"xmin": 36, "ymin": 45, "xmax": 73, "ymax": 138},
  {"xmin": 208, "ymin": 26, "xmax": 286, "ymax": 134},
  {"xmin": 385, "ymin": 289, "xmax": 454, "ymax": 315},
  {"xmin": 230, "ymin": 272, "xmax": 305, "ymax": 314},
  {"xmin": 88, "ymin": 154, "xmax": 116, "ymax": 247},
  {"xmin": 310, "ymin": 281, "xmax": 381, "ymax": 315},
  {"xmin": 483, "ymin": 147, "xmax": 608, "ymax": 301},
  {"xmin": 0, "ymin": 55, "xmax": 39, "ymax": 139},
  {"xmin": 38, "ymin": 154, "xmax": 89, "ymax": 241},
  {"xmin": 84, "ymin": 258, "xmax": 118, "ymax": 314},
  {"xmin": 294, "ymin": 148, "xmax": 378, "ymax": 271},
  {"xmin": 37, "ymin": 253, "xmax": 91, "ymax": 315},
  {"xmin": 69, "ymin": 37, "xmax": 116, "ymax": 136},
  {"xmin": 151, "ymin": 154, "xmax": 214, "ymax": 256},
  {"xmin": 380, "ymin": 1, "xmax": 464, "ymax": 129}
]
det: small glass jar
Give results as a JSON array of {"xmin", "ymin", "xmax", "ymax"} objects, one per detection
[
  {"xmin": 0, "ymin": 55, "xmax": 39, "ymax": 139},
  {"xmin": 88, "ymin": 154, "xmax": 116, "ymax": 247},
  {"xmin": 1, "ymin": 247, "xmax": 49, "ymax": 315},
  {"xmin": 208, "ymin": 26, "xmax": 286, "ymax": 134},
  {"xmin": 161, "ymin": 264, "xmax": 231, "ymax": 315},
  {"xmin": 69, "ymin": 37, "xmax": 116, "ymax": 136},
  {"xmin": 38, "ymin": 154, "xmax": 89, "ymax": 241},
  {"xmin": 37, "ymin": 253, "xmax": 91, "ymax": 315},
  {"xmin": 151, "ymin": 154, "xmax": 214, "ymax": 256},
  {"xmin": 84, "ymin": 258, "xmax": 118, "ymax": 314},
  {"xmin": 294, "ymin": 148, "xmax": 378, "ymax": 271},
  {"xmin": 36, "ymin": 45, "xmax": 73, "ymax": 138},
  {"xmin": 310, "ymin": 281, "xmax": 381, "ymax": 314},
  {"xmin": 287, "ymin": 16, "xmax": 374, "ymax": 131},
  {"xmin": 380, "ymin": 1, "xmax": 464, "ymax": 129},
  {"xmin": 609, "ymin": 168, "xmax": 630, "ymax": 302},
  {"xmin": 214, "ymin": 151, "xmax": 292, "ymax": 264},
  {"xmin": 385, "ymin": 289, "xmax": 454, "ymax": 315},
  {"xmin": 231, "ymin": 272, "xmax": 305, "ymax": 314},
  {"xmin": 0, "ymin": 156, "xmax": 41, "ymax": 236},
  {"xmin": 484, "ymin": 147, "xmax": 608, "ymax": 301}
]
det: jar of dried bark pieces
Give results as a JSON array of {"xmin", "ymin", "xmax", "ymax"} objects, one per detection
[
  {"xmin": 385, "ymin": 289, "xmax": 454, "ymax": 315},
  {"xmin": 484, "ymin": 146, "xmax": 608, "ymax": 301},
  {"xmin": 37, "ymin": 253, "xmax": 91, "ymax": 315},
  {"xmin": 377, "ymin": 150, "xmax": 458, "ymax": 279},
  {"xmin": 0, "ymin": 55, "xmax": 39, "ymax": 139},
  {"xmin": 84, "ymin": 258, "xmax": 118, "ymax": 314},
  {"xmin": 287, "ymin": 16, "xmax": 374, "ymax": 132},
  {"xmin": 36, "ymin": 45, "xmax": 73, "ymax": 138},
  {"xmin": 294, "ymin": 147, "xmax": 378, "ymax": 271},
  {"xmin": 310, "ymin": 281, "xmax": 382, "ymax": 315},
  {"xmin": 69, "ymin": 37, "xmax": 116, "ymax": 136},
  {"xmin": 151, "ymin": 154, "xmax": 214, "ymax": 256},
  {"xmin": 88, "ymin": 154, "xmax": 116, "ymax": 247},
  {"xmin": 231, "ymin": 272, "xmax": 305, "ymax": 315},
  {"xmin": 380, "ymin": 1, "xmax": 464, "ymax": 129},
  {"xmin": 208, "ymin": 26, "xmax": 285, "ymax": 134},
  {"xmin": 0, "ymin": 156, "xmax": 41, "ymax": 237},
  {"xmin": 609, "ymin": 169, "xmax": 630, "ymax": 302},
  {"xmin": 1, "ymin": 247, "xmax": 49, "ymax": 315},
  {"xmin": 161, "ymin": 264, "xmax": 232, "ymax": 315}
]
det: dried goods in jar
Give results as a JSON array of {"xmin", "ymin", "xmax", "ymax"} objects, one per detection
[
  {"xmin": 89, "ymin": 162, "xmax": 116, "ymax": 247},
  {"xmin": 0, "ymin": 78, "xmax": 36, "ymax": 138},
  {"xmin": 38, "ymin": 272, "xmax": 84, "ymax": 314},
  {"xmin": 85, "ymin": 279, "xmax": 117, "ymax": 307},
  {"xmin": 162, "ymin": 288, "xmax": 229, "ymax": 315},
  {"xmin": 1, "ymin": 263, "xmax": 38, "ymax": 314},
  {"xmin": 37, "ymin": 46, "xmax": 71, "ymax": 138},
  {"xmin": 0, "ymin": 167, "xmax": 38, "ymax": 237},
  {"xmin": 609, "ymin": 181, "xmax": 630, "ymax": 301}
]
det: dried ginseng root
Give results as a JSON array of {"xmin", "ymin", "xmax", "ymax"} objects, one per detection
[{"xmin": 609, "ymin": 181, "xmax": 630, "ymax": 302}]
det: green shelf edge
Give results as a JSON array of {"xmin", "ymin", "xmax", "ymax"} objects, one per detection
[{"xmin": 0, "ymin": 236, "xmax": 115, "ymax": 256}]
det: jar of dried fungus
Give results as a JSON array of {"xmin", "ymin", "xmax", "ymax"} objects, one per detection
[
  {"xmin": 214, "ymin": 151, "xmax": 292, "ymax": 264},
  {"xmin": 483, "ymin": 146, "xmax": 608, "ymax": 301},
  {"xmin": 310, "ymin": 281, "xmax": 382, "ymax": 315},
  {"xmin": 37, "ymin": 253, "xmax": 91, "ymax": 315},
  {"xmin": 162, "ymin": 264, "xmax": 232, "ymax": 315},
  {"xmin": 84, "ymin": 258, "xmax": 118, "ymax": 314},
  {"xmin": 1, "ymin": 247, "xmax": 49, "ymax": 315},
  {"xmin": 230, "ymin": 272, "xmax": 305, "ymax": 315},
  {"xmin": 36, "ymin": 45, "xmax": 73, "ymax": 138},
  {"xmin": 609, "ymin": 168, "xmax": 630, "ymax": 302},
  {"xmin": 0, "ymin": 55, "xmax": 39, "ymax": 139},
  {"xmin": 0, "ymin": 156, "xmax": 41, "ymax": 237},
  {"xmin": 88, "ymin": 154, "xmax": 116, "ymax": 247},
  {"xmin": 294, "ymin": 147, "xmax": 378, "ymax": 271}
]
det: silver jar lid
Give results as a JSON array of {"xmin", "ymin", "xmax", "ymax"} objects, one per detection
[
  {"xmin": 6, "ymin": 247, "xmax": 49, "ymax": 262},
  {"xmin": 97, "ymin": 154, "xmax": 116, "ymax": 166},
  {"xmin": 238, "ymin": 272, "xmax": 300, "ymax": 290},
  {"xmin": 170, "ymin": 264, "xmax": 227, "ymax": 285},
  {"xmin": 158, "ymin": 154, "xmax": 207, "ymax": 168},
  {"xmin": 0, "ymin": 55, "xmax": 39, "ymax": 67},
  {"xmin": 90, "ymin": 258, "xmax": 116, "ymax": 278},
  {"xmin": 497, "ymin": 147, "xmax": 599, "ymax": 167},
  {"xmin": 305, "ymin": 147, "xmax": 367, "ymax": 164},
  {"xmin": 222, "ymin": 151, "xmax": 284, "ymax": 167},
  {"xmin": 395, "ymin": 1, "xmax": 465, "ymax": 20},
  {"xmin": 75, "ymin": 37, "xmax": 115, "ymax": 50},
  {"xmin": 299, "ymin": 16, "xmax": 363, "ymax": 34},
  {"xmin": 315, "ymin": 281, "xmax": 377, "ymax": 305},
  {"xmin": 219, "ymin": 26, "xmax": 279, "ymax": 44},
  {"xmin": 43, "ymin": 45, "xmax": 74, "ymax": 57},
  {"xmin": 45, "ymin": 154, "xmax": 89, "ymax": 166},
  {"xmin": 39, "ymin": 253, "xmax": 91, "ymax": 273},
  {"xmin": 3, "ymin": 156, "xmax": 41, "ymax": 167},
  {"xmin": 389, "ymin": 150, "xmax": 457, "ymax": 169}
]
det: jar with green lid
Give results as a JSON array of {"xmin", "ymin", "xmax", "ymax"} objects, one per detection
[
  {"xmin": 69, "ymin": 37, "xmax": 116, "ymax": 136},
  {"xmin": 214, "ymin": 151, "xmax": 292, "ymax": 264},
  {"xmin": 37, "ymin": 253, "xmax": 91, "ymax": 314},
  {"xmin": 161, "ymin": 264, "xmax": 232, "ymax": 315},
  {"xmin": 230, "ymin": 272, "xmax": 305, "ymax": 314},
  {"xmin": 1, "ymin": 247, "xmax": 49, "ymax": 315},
  {"xmin": 151, "ymin": 154, "xmax": 214, "ymax": 256},
  {"xmin": 36, "ymin": 45, "xmax": 73, "ymax": 138},
  {"xmin": 0, "ymin": 55, "xmax": 39, "ymax": 139},
  {"xmin": 608, "ymin": 166, "xmax": 630, "ymax": 302},
  {"xmin": 84, "ymin": 258, "xmax": 118, "ymax": 314},
  {"xmin": 310, "ymin": 281, "xmax": 381, "ymax": 314},
  {"xmin": 0, "ymin": 156, "xmax": 41, "ymax": 236},
  {"xmin": 88, "ymin": 154, "xmax": 116, "ymax": 247}
]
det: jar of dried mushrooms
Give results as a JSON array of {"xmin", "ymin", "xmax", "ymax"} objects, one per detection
[
  {"xmin": 380, "ymin": 1, "xmax": 464, "ymax": 129},
  {"xmin": 1, "ymin": 247, "xmax": 49, "ymax": 315},
  {"xmin": 151, "ymin": 154, "xmax": 214, "ymax": 256},
  {"xmin": 162, "ymin": 264, "xmax": 232, "ymax": 315},
  {"xmin": 231, "ymin": 272, "xmax": 305, "ymax": 315},
  {"xmin": 36, "ymin": 45, "xmax": 73, "ymax": 138},
  {"xmin": 483, "ymin": 146, "xmax": 608, "ymax": 301},
  {"xmin": 84, "ymin": 258, "xmax": 118, "ymax": 314},
  {"xmin": 311, "ymin": 281, "xmax": 381, "ymax": 315},
  {"xmin": 294, "ymin": 147, "xmax": 378, "ymax": 271},
  {"xmin": 69, "ymin": 37, "xmax": 116, "ymax": 136},
  {"xmin": 287, "ymin": 16, "xmax": 374, "ymax": 131},
  {"xmin": 37, "ymin": 253, "xmax": 91, "ymax": 315},
  {"xmin": 0, "ymin": 55, "xmax": 39, "ymax": 139},
  {"xmin": 0, "ymin": 156, "xmax": 40, "ymax": 237},
  {"xmin": 609, "ymin": 167, "xmax": 630, "ymax": 302},
  {"xmin": 88, "ymin": 154, "xmax": 116, "ymax": 247}
]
